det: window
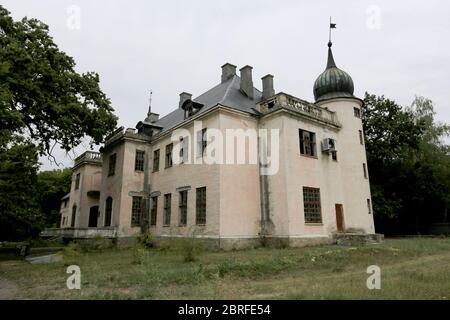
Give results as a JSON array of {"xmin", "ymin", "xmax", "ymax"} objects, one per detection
[
  {"xmin": 163, "ymin": 194, "xmax": 171, "ymax": 226},
  {"xmin": 299, "ymin": 129, "xmax": 316, "ymax": 157},
  {"xmin": 179, "ymin": 137, "xmax": 189, "ymax": 163},
  {"xmin": 135, "ymin": 150, "xmax": 145, "ymax": 171},
  {"xmin": 108, "ymin": 153, "xmax": 117, "ymax": 176},
  {"xmin": 303, "ymin": 187, "xmax": 322, "ymax": 223},
  {"xmin": 196, "ymin": 187, "xmax": 206, "ymax": 225},
  {"xmin": 179, "ymin": 190, "xmax": 188, "ymax": 226},
  {"xmin": 71, "ymin": 205, "xmax": 77, "ymax": 227},
  {"xmin": 165, "ymin": 143, "xmax": 173, "ymax": 168},
  {"xmin": 150, "ymin": 196, "xmax": 158, "ymax": 226},
  {"xmin": 331, "ymin": 151, "xmax": 338, "ymax": 161},
  {"xmin": 363, "ymin": 163, "xmax": 368, "ymax": 179},
  {"xmin": 359, "ymin": 130, "xmax": 364, "ymax": 145},
  {"xmin": 75, "ymin": 173, "xmax": 81, "ymax": 190},
  {"xmin": 354, "ymin": 107, "xmax": 361, "ymax": 118},
  {"xmin": 367, "ymin": 199, "xmax": 372, "ymax": 214},
  {"xmin": 131, "ymin": 196, "xmax": 142, "ymax": 227},
  {"xmin": 197, "ymin": 128, "xmax": 207, "ymax": 157},
  {"xmin": 153, "ymin": 149, "xmax": 160, "ymax": 172},
  {"xmin": 105, "ymin": 196, "xmax": 113, "ymax": 227}
]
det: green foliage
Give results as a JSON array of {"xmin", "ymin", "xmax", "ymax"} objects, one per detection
[
  {"xmin": 36, "ymin": 168, "xmax": 72, "ymax": 227},
  {"xmin": 363, "ymin": 93, "xmax": 450, "ymax": 234},
  {"xmin": 0, "ymin": 5, "xmax": 117, "ymax": 155},
  {"xmin": 0, "ymin": 6, "xmax": 118, "ymax": 240},
  {"xmin": 0, "ymin": 134, "xmax": 42, "ymax": 240},
  {"xmin": 137, "ymin": 231, "xmax": 154, "ymax": 249}
]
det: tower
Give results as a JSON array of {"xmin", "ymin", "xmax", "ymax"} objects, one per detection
[{"xmin": 313, "ymin": 39, "xmax": 375, "ymax": 234}]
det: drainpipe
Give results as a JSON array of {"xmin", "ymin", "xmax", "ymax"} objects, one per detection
[
  {"xmin": 258, "ymin": 135, "xmax": 270, "ymax": 238},
  {"xmin": 141, "ymin": 148, "xmax": 150, "ymax": 233}
]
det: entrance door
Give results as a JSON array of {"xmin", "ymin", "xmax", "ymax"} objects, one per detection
[
  {"xmin": 335, "ymin": 204, "xmax": 344, "ymax": 232},
  {"xmin": 88, "ymin": 206, "xmax": 99, "ymax": 228}
]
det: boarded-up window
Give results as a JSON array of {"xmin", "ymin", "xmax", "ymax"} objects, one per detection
[
  {"xmin": 135, "ymin": 150, "xmax": 145, "ymax": 171},
  {"xmin": 104, "ymin": 196, "xmax": 113, "ymax": 227},
  {"xmin": 299, "ymin": 129, "xmax": 316, "ymax": 157},
  {"xmin": 131, "ymin": 196, "xmax": 142, "ymax": 227},
  {"xmin": 108, "ymin": 153, "xmax": 117, "ymax": 176},
  {"xmin": 150, "ymin": 196, "xmax": 158, "ymax": 226},
  {"xmin": 180, "ymin": 137, "xmax": 189, "ymax": 163},
  {"xmin": 163, "ymin": 194, "xmax": 171, "ymax": 226},
  {"xmin": 179, "ymin": 190, "xmax": 188, "ymax": 226},
  {"xmin": 303, "ymin": 187, "xmax": 322, "ymax": 223},
  {"xmin": 153, "ymin": 149, "xmax": 160, "ymax": 172},
  {"xmin": 354, "ymin": 107, "xmax": 361, "ymax": 118},
  {"xmin": 165, "ymin": 143, "xmax": 173, "ymax": 168},
  {"xmin": 196, "ymin": 187, "xmax": 206, "ymax": 225}
]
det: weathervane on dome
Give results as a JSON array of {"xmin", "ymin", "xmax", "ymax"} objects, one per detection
[{"xmin": 329, "ymin": 16, "xmax": 336, "ymax": 47}]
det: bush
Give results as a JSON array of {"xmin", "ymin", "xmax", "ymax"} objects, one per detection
[{"xmin": 137, "ymin": 231, "xmax": 154, "ymax": 249}]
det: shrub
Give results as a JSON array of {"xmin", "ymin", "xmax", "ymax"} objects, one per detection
[{"xmin": 138, "ymin": 231, "xmax": 154, "ymax": 249}]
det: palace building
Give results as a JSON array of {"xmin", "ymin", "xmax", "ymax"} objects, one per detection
[{"xmin": 49, "ymin": 42, "xmax": 380, "ymax": 248}]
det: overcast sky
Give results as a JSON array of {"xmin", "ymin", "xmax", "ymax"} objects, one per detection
[{"xmin": 3, "ymin": 0, "xmax": 449, "ymax": 170}]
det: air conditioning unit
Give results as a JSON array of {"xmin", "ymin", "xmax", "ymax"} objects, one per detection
[{"xmin": 322, "ymin": 138, "xmax": 337, "ymax": 152}]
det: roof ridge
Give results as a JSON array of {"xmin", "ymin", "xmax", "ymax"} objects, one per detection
[{"xmin": 219, "ymin": 74, "xmax": 238, "ymax": 104}]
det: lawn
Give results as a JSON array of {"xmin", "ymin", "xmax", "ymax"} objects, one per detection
[{"xmin": 0, "ymin": 237, "xmax": 449, "ymax": 299}]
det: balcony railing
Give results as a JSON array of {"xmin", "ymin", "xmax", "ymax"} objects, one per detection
[
  {"xmin": 74, "ymin": 151, "xmax": 102, "ymax": 167},
  {"xmin": 260, "ymin": 93, "xmax": 340, "ymax": 126}
]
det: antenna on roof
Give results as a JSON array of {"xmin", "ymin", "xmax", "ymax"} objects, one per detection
[{"xmin": 147, "ymin": 90, "xmax": 153, "ymax": 115}]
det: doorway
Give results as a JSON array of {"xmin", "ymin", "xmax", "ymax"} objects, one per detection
[
  {"xmin": 89, "ymin": 206, "xmax": 99, "ymax": 228},
  {"xmin": 335, "ymin": 204, "xmax": 345, "ymax": 232}
]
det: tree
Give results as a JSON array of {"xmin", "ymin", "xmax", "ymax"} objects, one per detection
[
  {"xmin": 36, "ymin": 168, "xmax": 72, "ymax": 227},
  {"xmin": 0, "ymin": 5, "xmax": 117, "ymax": 157},
  {"xmin": 0, "ymin": 6, "xmax": 117, "ymax": 240},
  {"xmin": 363, "ymin": 93, "xmax": 450, "ymax": 235}
]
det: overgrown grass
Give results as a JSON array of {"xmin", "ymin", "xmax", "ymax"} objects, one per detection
[{"xmin": 1, "ymin": 237, "xmax": 450, "ymax": 299}]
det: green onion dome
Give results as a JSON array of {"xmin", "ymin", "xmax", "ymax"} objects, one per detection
[{"xmin": 313, "ymin": 42, "xmax": 354, "ymax": 102}]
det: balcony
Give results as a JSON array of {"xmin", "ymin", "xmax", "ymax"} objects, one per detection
[
  {"xmin": 259, "ymin": 93, "xmax": 340, "ymax": 127},
  {"xmin": 74, "ymin": 151, "xmax": 102, "ymax": 168}
]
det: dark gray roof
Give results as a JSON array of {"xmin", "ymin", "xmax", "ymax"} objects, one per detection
[{"xmin": 152, "ymin": 75, "xmax": 262, "ymax": 134}]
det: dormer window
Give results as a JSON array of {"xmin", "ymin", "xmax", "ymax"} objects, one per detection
[{"xmin": 181, "ymin": 100, "xmax": 204, "ymax": 119}]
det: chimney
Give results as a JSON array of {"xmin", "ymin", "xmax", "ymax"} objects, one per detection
[
  {"xmin": 221, "ymin": 63, "xmax": 237, "ymax": 83},
  {"xmin": 179, "ymin": 92, "xmax": 192, "ymax": 109},
  {"xmin": 239, "ymin": 65, "xmax": 254, "ymax": 99},
  {"xmin": 261, "ymin": 74, "xmax": 275, "ymax": 99}
]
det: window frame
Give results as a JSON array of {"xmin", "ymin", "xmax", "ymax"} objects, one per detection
[
  {"xmin": 108, "ymin": 153, "xmax": 117, "ymax": 176},
  {"xmin": 75, "ymin": 173, "xmax": 81, "ymax": 190},
  {"xmin": 303, "ymin": 187, "xmax": 322, "ymax": 224},
  {"xmin": 153, "ymin": 149, "xmax": 160, "ymax": 172},
  {"xmin": 359, "ymin": 130, "xmax": 364, "ymax": 145},
  {"xmin": 363, "ymin": 163, "xmax": 368, "ymax": 179},
  {"xmin": 163, "ymin": 193, "xmax": 172, "ymax": 226},
  {"xmin": 195, "ymin": 187, "xmax": 206, "ymax": 225},
  {"xmin": 150, "ymin": 196, "xmax": 158, "ymax": 226},
  {"xmin": 131, "ymin": 196, "xmax": 142, "ymax": 227},
  {"xmin": 104, "ymin": 196, "xmax": 113, "ymax": 227},
  {"xmin": 299, "ymin": 129, "xmax": 317, "ymax": 158},
  {"xmin": 354, "ymin": 107, "xmax": 361, "ymax": 118},
  {"xmin": 197, "ymin": 128, "xmax": 207, "ymax": 158},
  {"xmin": 165, "ymin": 143, "xmax": 173, "ymax": 168},
  {"xmin": 179, "ymin": 190, "xmax": 188, "ymax": 226},
  {"xmin": 134, "ymin": 149, "xmax": 145, "ymax": 171}
]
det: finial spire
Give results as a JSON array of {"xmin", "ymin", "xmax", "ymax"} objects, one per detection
[
  {"xmin": 147, "ymin": 90, "xmax": 153, "ymax": 116},
  {"xmin": 329, "ymin": 17, "xmax": 336, "ymax": 46}
]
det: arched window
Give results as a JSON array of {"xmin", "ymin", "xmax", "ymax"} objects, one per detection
[
  {"xmin": 71, "ymin": 205, "xmax": 77, "ymax": 227},
  {"xmin": 105, "ymin": 197, "xmax": 113, "ymax": 227}
]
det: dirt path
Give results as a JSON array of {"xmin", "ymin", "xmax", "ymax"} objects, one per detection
[{"xmin": 0, "ymin": 278, "xmax": 19, "ymax": 299}]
